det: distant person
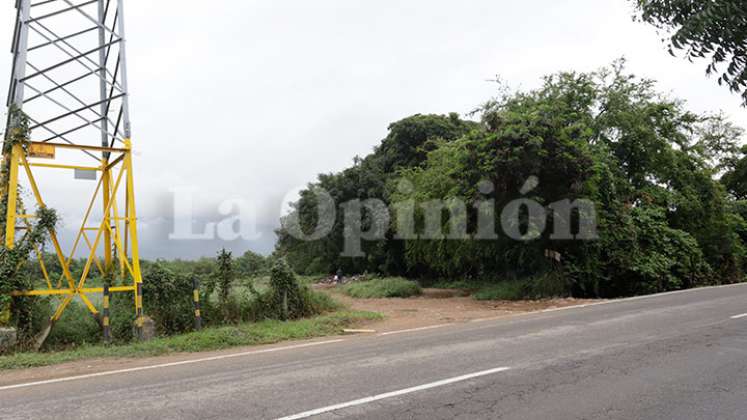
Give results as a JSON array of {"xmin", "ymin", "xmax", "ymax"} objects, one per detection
[{"xmin": 335, "ymin": 268, "xmax": 343, "ymax": 284}]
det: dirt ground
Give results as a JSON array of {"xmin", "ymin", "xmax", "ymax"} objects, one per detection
[{"xmin": 323, "ymin": 287, "xmax": 598, "ymax": 333}]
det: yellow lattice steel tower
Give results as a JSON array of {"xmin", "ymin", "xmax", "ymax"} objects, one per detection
[{"xmin": 2, "ymin": 0, "xmax": 143, "ymax": 343}]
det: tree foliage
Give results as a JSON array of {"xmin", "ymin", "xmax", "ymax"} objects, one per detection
[
  {"xmin": 277, "ymin": 62, "xmax": 746, "ymax": 298},
  {"xmin": 277, "ymin": 113, "xmax": 476, "ymax": 275},
  {"xmin": 633, "ymin": 0, "xmax": 747, "ymax": 105}
]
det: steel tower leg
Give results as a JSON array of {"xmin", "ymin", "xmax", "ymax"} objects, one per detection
[{"xmin": 2, "ymin": 0, "xmax": 143, "ymax": 344}]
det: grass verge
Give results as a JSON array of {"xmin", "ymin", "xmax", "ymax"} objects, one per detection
[
  {"xmin": 0, "ymin": 310, "xmax": 381, "ymax": 371},
  {"xmin": 342, "ymin": 277, "xmax": 422, "ymax": 298},
  {"xmin": 472, "ymin": 274, "xmax": 570, "ymax": 301},
  {"xmin": 472, "ymin": 281, "xmax": 528, "ymax": 300}
]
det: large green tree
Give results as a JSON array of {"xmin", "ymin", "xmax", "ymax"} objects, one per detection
[
  {"xmin": 276, "ymin": 114, "xmax": 476, "ymax": 275},
  {"xmin": 276, "ymin": 62, "xmax": 745, "ymax": 298}
]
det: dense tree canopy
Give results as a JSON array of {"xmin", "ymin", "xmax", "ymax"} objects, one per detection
[
  {"xmin": 277, "ymin": 113, "xmax": 476, "ymax": 276},
  {"xmin": 633, "ymin": 0, "xmax": 747, "ymax": 105},
  {"xmin": 276, "ymin": 63, "xmax": 746, "ymax": 298}
]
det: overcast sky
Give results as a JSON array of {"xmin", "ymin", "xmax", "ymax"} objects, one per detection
[{"xmin": 2, "ymin": 0, "xmax": 745, "ymax": 259}]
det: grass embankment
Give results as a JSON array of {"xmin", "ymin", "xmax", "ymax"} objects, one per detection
[
  {"xmin": 0, "ymin": 310, "xmax": 381, "ymax": 371},
  {"xmin": 342, "ymin": 277, "xmax": 422, "ymax": 298},
  {"xmin": 428, "ymin": 274, "xmax": 570, "ymax": 301},
  {"xmin": 471, "ymin": 281, "xmax": 532, "ymax": 300}
]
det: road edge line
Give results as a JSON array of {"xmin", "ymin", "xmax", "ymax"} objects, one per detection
[
  {"xmin": 276, "ymin": 366, "xmax": 511, "ymax": 420},
  {"xmin": 0, "ymin": 339, "xmax": 345, "ymax": 391}
]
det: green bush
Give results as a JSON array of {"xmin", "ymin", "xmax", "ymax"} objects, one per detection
[
  {"xmin": 45, "ymin": 301, "xmax": 100, "ymax": 348},
  {"xmin": 12, "ymin": 297, "xmax": 54, "ymax": 350},
  {"xmin": 263, "ymin": 258, "xmax": 312, "ymax": 320},
  {"xmin": 199, "ymin": 258, "xmax": 337, "ymax": 324},
  {"xmin": 342, "ymin": 277, "xmax": 422, "ymax": 298},
  {"xmin": 110, "ymin": 292, "xmax": 135, "ymax": 343},
  {"xmin": 1, "ymin": 256, "xmax": 345, "ymax": 351},
  {"xmin": 215, "ymin": 249, "xmax": 235, "ymax": 309},
  {"xmin": 142, "ymin": 263, "xmax": 194, "ymax": 335}
]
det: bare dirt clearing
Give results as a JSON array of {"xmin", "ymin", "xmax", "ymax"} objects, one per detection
[{"xmin": 322, "ymin": 287, "xmax": 599, "ymax": 332}]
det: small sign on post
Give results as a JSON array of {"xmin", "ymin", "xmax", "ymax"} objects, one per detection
[
  {"xmin": 28, "ymin": 143, "xmax": 55, "ymax": 159},
  {"xmin": 74, "ymin": 169, "xmax": 97, "ymax": 180}
]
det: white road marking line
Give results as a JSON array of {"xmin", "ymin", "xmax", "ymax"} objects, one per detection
[
  {"xmin": 378, "ymin": 324, "xmax": 451, "ymax": 336},
  {"xmin": 276, "ymin": 366, "xmax": 511, "ymax": 420},
  {"xmin": 475, "ymin": 282, "xmax": 747, "ymax": 320},
  {"xmin": 0, "ymin": 339, "xmax": 345, "ymax": 391},
  {"xmin": 4, "ymin": 282, "xmax": 746, "ymax": 392},
  {"xmin": 470, "ymin": 316, "xmax": 506, "ymax": 323}
]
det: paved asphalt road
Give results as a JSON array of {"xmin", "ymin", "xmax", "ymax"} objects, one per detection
[{"xmin": 2, "ymin": 283, "xmax": 747, "ymax": 419}]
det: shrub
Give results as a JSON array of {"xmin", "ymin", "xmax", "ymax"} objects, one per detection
[
  {"xmin": 142, "ymin": 263, "xmax": 194, "ymax": 335},
  {"xmin": 215, "ymin": 249, "xmax": 235, "ymax": 307},
  {"xmin": 110, "ymin": 292, "xmax": 135, "ymax": 343},
  {"xmin": 235, "ymin": 250, "xmax": 267, "ymax": 277},
  {"xmin": 265, "ymin": 258, "xmax": 310, "ymax": 320},
  {"xmin": 45, "ymin": 301, "xmax": 100, "ymax": 348},
  {"xmin": 15, "ymin": 297, "xmax": 53, "ymax": 350},
  {"xmin": 342, "ymin": 277, "xmax": 422, "ymax": 298},
  {"xmin": 1, "ymin": 208, "xmax": 59, "ymax": 338}
]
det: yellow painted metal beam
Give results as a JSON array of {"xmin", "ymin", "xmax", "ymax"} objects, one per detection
[
  {"xmin": 125, "ymin": 139, "xmax": 144, "ymax": 329},
  {"xmin": 11, "ymin": 289, "xmax": 73, "ymax": 296},
  {"xmin": 77, "ymin": 163, "xmax": 125, "ymax": 290},
  {"xmin": 19, "ymin": 153, "xmax": 76, "ymax": 289},
  {"xmin": 30, "ymin": 141, "xmax": 127, "ymax": 153},
  {"xmin": 61, "ymin": 170, "xmax": 105, "ymax": 288},
  {"xmin": 81, "ymin": 231, "xmax": 106, "ymax": 277},
  {"xmin": 125, "ymin": 139, "xmax": 143, "ymax": 285},
  {"xmin": 102, "ymin": 157, "xmax": 113, "ymax": 276},
  {"xmin": 32, "ymin": 241, "xmax": 52, "ymax": 289},
  {"xmin": 78, "ymin": 293, "xmax": 99, "ymax": 316},
  {"xmin": 24, "ymin": 162, "xmax": 101, "ymax": 171},
  {"xmin": 105, "ymin": 222, "xmax": 136, "ymax": 280},
  {"xmin": 105, "ymin": 153, "xmax": 126, "ymax": 171},
  {"xmin": 11, "ymin": 285, "xmax": 136, "ymax": 296},
  {"xmin": 50, "ymin": 296, "xmax": 74, "ymax": 322},
  {"xmin": 81, "ymin": 286, "xmax": 136, "ymax": 293}
]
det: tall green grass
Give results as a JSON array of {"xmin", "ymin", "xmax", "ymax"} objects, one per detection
[
  {"xmin": 472, "ymin": 272, "xmax": 570, "ymax": 301},
  {"xmin": 342, "ymin": 277, "xmax": 422, "ymax": 298}
]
